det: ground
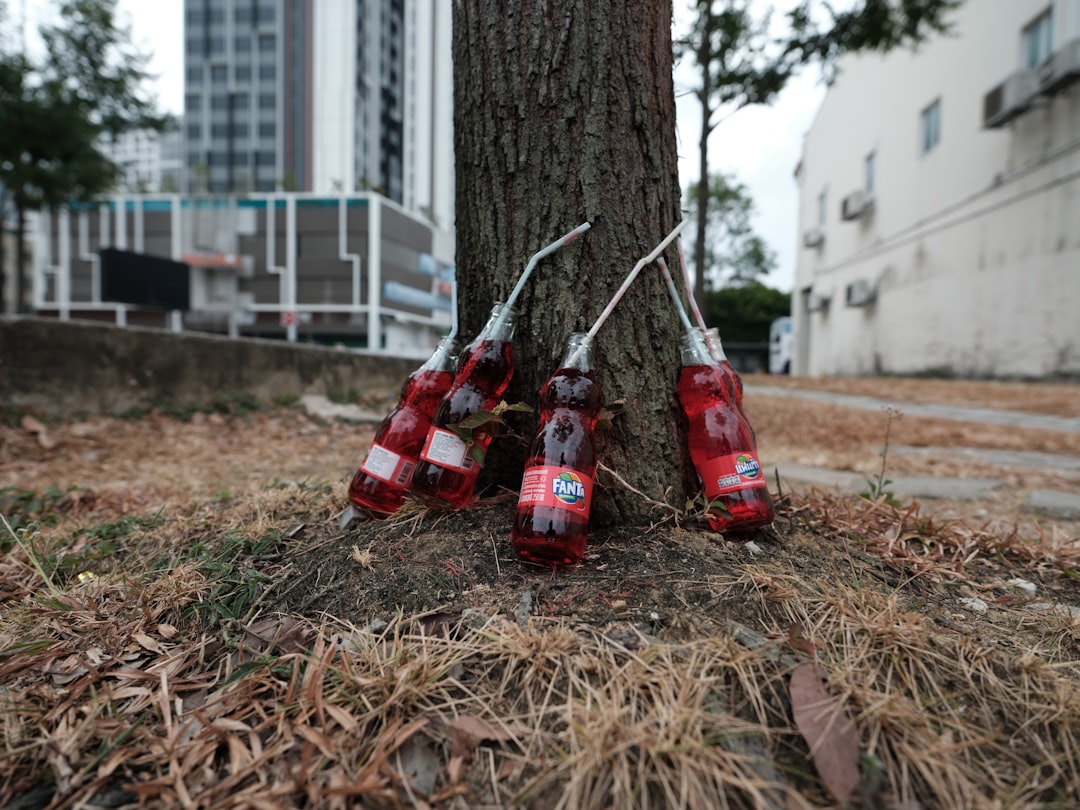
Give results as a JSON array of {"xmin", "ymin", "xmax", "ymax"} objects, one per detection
[{"xmin": 2, "ymin": 374, "xmax": 1079, "ymax": 808}]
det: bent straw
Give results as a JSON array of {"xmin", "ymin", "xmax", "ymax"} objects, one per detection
[
  {"xmin": 492, "ymin": 221, "xmax": 592, "ymax": 333},
  {"xmin": 566, "ymin": 220, "xmax": 689, "ymax": 366},
  {"xmin": 675, "ymin": 236, "xmax": 709, "ymax": 332},
  {"xmin": 448, "ymin": 267, "xmax": 459, "ymax": 341},
  {"xmin": 656, "ymin": 257, "xmax": 695, "ymax": 334}
]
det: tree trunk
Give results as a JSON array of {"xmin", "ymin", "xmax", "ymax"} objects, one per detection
[
  {"xmin": 0, "ymin": 196, "xmax": 7, "ymax": 314},
  {"xmin": 453, "ymin": 0, "xmax": 694, "ymax": 526},
  {"xmin": 15, "ymin": 202, "xmax": 26, "ymax": 313}
]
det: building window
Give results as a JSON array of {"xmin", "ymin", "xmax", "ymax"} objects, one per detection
[
  {"xmin": 1024, "ymin": 8, "xmax": 1053, "ymax": 69},
  {"xmin": 817, "ymin": 191, "xmax": 827, "ymax": 228},
  {"xmin": 865, "ymin": 151, "xmax": 876, "ymax": 196},
  {"xmin": 920, "ymin": 99, "xmax": 941, "ymax": 154}
]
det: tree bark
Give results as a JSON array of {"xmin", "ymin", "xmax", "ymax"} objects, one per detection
[
  {"xmin": 453, "ymin": 0, "xmax": 694, "ymax": 526},
  {"xmin": 15, "ymin": 202, "xmax": 25, "ymax": 313},
  {"xmin": 0, "ymin": 194, "xmax": 7, "ymax": 314}
]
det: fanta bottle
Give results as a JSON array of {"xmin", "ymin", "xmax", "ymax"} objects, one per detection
[
  {"xmin": 511, "ymin": 333, "xmax": 603, "ymax": 566},
  {"xmin": 411, "ymin": 303, "xmax": 516, "ymax": 509},
  {"xmin": 678, "ymin": 329, "xmax": 773, "ymax": 533},
  {"xmin": 347, "ymin": 336, "xmax": 457, "ymax": 518}
]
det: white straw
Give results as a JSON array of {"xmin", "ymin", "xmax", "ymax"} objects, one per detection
[
  {"xmin": 675, "ymin": 236, "xmax": 708, "ymax": 332},
  {"xmin": 656, "ymin": 257, "xmax": 695, "ymax": 334},
  {"xmin": 565, "ymin": 220, "xmax": 689, "ymax": 366},
  {"xmin": 492, "ymin": 221, "xmax": 592, "ymax": 332},
  {"xmin": 448, "ymin": 267, "xmax": 459, "ymax": 341}
]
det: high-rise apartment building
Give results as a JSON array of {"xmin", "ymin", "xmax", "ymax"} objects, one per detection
[{"xmin": 183, "ymin": 0, "xmax": 453, "ymax": 225}]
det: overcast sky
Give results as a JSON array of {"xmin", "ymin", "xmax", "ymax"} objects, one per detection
[{"xmin": 105, "ymin": 1, "xmax": 825, "ymax": 292}]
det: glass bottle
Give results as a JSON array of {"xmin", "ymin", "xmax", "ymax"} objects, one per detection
[
  {"xmin": 410, "ymin": 303, "xmax": 517, "ymax": 509},
  {"xmin": 347, "ymin": 336, "xmax": 457, "ymax": 518},
  {"xmin": 511, "ymin": 333, "xmax": 603, "ymax": 566},
  {"xmin": 678, "ymin": 329, "xmax": 774, "ymax": 533}
]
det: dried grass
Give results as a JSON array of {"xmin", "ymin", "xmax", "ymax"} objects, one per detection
[{"xmin": 2, "ymin": 394, "xmax": 1079, "ymax": 808}]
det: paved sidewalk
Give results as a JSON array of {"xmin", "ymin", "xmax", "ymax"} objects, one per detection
[
  {"xmin": 748, "ymin": 384, "xmax": 1080, "ymax": 434},
  {"xmin": 751, "ymin": 384, "xmax": 1080, "ymax": 520}
]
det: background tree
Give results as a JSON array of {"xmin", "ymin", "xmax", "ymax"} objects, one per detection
[
  {"xmin": 703, "ymin": 281, "xmax": 790, "ymax": 343},
  {"xmin": 0, "ymin": 0, "xmax": 160, "ymax": 311},
  {"xmin": 685, "ymin": 171, "xmax": 776, "ymax": 289},
  {"xmin": 678, "ymin": 0, "xmax": 962, "ymax": 307},
  {"xmin": 454, "ymin": 0, "xmax": 688, "ymax": 525}
]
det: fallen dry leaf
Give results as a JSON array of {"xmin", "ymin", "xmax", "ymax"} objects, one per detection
[
  {"xmin": 444, "ymin": 715, "xmax": 528, "ymax": 759},
  {"xmin": 20, "ymin": 415, "xmax": 56, "ymax": 449},
  {"xmin": 790, "ymin": 661, "xmax": 861, "ymax": 805}
]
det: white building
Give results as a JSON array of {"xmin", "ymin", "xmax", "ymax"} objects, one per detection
[
  {"xmin": 184, "ymin": 0, "xmax": 454, "ymax": 228},
  {"xmin": 99, "ymin": 126, "xmax": 184, "ymax": 193},
  {"xmin": 793, "ymin": 0, "xmax": 1080, "ymax": 378}
]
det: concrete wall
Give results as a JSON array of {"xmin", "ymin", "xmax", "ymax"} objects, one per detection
[{"xmin": 0, "ymin": 316, "xmax": 418, "ymax": 419}]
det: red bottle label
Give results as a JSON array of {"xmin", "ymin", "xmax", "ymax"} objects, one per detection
[
  {"xmin": 360, "ymin": 442, "xmax": 416, "ymax": 487},
  {"xmin": 517, "ymin": 465, "xmax": 593, "ymax": 513},
  {"xmin": 699, "ymin": 452, "xmax": 767, "ymax": 497},
  {"xmin": 419, "ymin": 427, "xmax": 477, "ymax": 472}
]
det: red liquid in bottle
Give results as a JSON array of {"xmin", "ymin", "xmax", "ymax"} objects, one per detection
[
  {"xmin": 347, "ymin": 367, "xmax": 455, "ymax": 518},
  {"xmin": 512, "ymin": 335, "xmax": 602, "ymax": 566},
  {"xmin": 411, "ymin": 333, "xmax": 515, "ymax": 509},
  {"xmin": 678, "ymin": 353, "xmax": 774, "ymax": 534},
  {"xmin": 720, "ymin": 358, "xmax": 744, "ymax": 409}
]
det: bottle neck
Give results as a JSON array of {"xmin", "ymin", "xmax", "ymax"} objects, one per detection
[
  {"xmin": 560, "ymin": 333, "xmax": 593, "ymax": 372},
  {"xmin": 705, "ymin": 329, "xmax": 728, "ymax": 362},
  {"xmin": 419, "ymin": 336, "xmax": 457, "ymax": 373},
  {"xmin": 477, "ymin": 302, "xmax": 516, "ymax": 343},
  {"xmin": 679, "ymin": 329, "xmax": 712, "ymax": 367}
]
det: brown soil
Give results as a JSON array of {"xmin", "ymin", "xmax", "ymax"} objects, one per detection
[{"xmin": 3, "ymin": 375, "xmax": 1080, "ymax": 808}]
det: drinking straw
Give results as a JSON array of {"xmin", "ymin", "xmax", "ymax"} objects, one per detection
[
  {"xmin": 675, "ymin": 236, "xmax": 709, "ymax": 332},
  {"xmin": 492, "ymin": 221, "xmax": 592, "ymax": 333},
  {"xmin": 656, "ymin": 257, "xmax": 695, "ymax": 334},
  {"xmin": 565, "ymin": 220, "xmax": 689, "ymax": 366},
  {"xmin": 448, "ymin": 266, "xmax": 459, "ymax": 341}
]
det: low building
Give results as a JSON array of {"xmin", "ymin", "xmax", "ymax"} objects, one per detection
[
  {"xmin": 33, "ymin": 192, "xmax": 454, "ymax": 355},
  {"xmin": 793, "ymin": 0, "xmax": 1080, "ymax": 378}
]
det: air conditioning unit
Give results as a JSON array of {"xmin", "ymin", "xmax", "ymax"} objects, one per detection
[
  {"xmin": 845, "ymin": 279, "xmax": 877, "ymax": 307},
  {"xmin": 1038, "ymin": 38, "xmax": 1080, "ymax": 95},
  {"xmin": 803, "ymin": 228, "xmax": 825, "ymax": 248},
  {"xmin": 982, "ymin": 68, "xmax": 1038, "ymax": 128},
  {"xmin": 840, "ymin": 191, "xmax": 874, "ymax": 221},
  {"xmin": 806, "ymin": 293, "xmax": 831, "ymax": 312}
]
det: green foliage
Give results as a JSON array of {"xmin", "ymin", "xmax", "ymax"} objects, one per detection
[
  {"xmin": 0, "ymin": 485, "xmax": 69, "ymax": 538},
  {"xmin": 180, "ymin": 529, "xmax": 287, "ymax": 625},
  {"xmin": 861, "ymin": 406, "xmax": 903, "ymax": 507},
  {"xmin": 685, "ymin": 172, "xmax": 776, "ymax": 290},
  {"xmin": 0, "ymin": 0, "xmax": 163, "ymax": 308},
  {"xmin": 447, "ymin": 401, "xmax": 534, "ymax": 466},
  {"xmin": 703, "ymin": 281, "xmax": 790, "ymax": 343},
  {"xmin": 678, "ymin": 0, "xmax": 962, "ymax": 304}
]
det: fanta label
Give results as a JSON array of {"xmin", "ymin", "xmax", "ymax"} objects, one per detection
[
  {"xmin": 699, "ymin": 451, "xmax": 766, "ymax": 498},
  {"xmin": 517, "ymin": 465, "xmax": 593, "ymax": 513}
]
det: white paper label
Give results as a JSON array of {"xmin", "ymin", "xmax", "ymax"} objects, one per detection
[
  {"xmin": 361, "ymin": 443, "xmax": 415, "ymax": 486},
  {"xmin": 419, "ymin": 427, "xmax": 473, "ymax": 471}
]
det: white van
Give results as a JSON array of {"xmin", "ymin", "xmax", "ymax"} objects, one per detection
[{"xmin": 769, "ymin": 316, "xmax": 793, "ymax": 374}]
